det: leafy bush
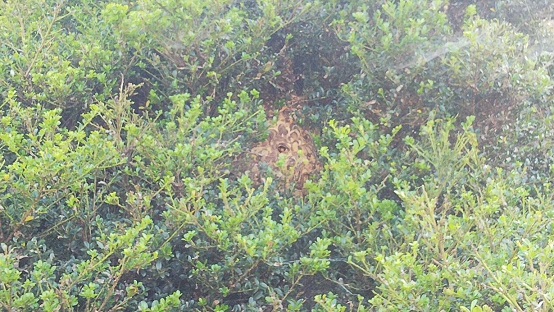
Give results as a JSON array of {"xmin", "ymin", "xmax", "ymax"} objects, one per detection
[
  {"xmin": 103, "ymin": 0, "xmax": 340, "ymax": 109},
  {"xmin": 385, "ymin": 118, "xmax": 554, "ymax": 311},
  {"xmin": 0, "ymin": 0, "xmax": 130, "ymax": 122},
  {"xmin": 339, "ymin": 2, "xmax": 553, "ymax": 140},
  {"xmin": 338, "ymin": 0, "xmax": 452, "ymax": 120},
  {"xmin": 2, "ymin": 0, "xmax": 554, "ymax": 311}
]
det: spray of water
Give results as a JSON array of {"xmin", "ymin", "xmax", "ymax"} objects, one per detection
[{"xmin": 393, "ymin": 18, "xmax": 554, "ymax": 71}]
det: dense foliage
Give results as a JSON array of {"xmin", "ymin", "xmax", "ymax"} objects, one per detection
[{"xmin": 1, "ymin": 0, "xmax": 554, "ymax": 311}]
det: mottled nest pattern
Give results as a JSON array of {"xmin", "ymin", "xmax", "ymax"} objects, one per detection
[{"xmin": 249, "ymin": 107, "xmax": 321, "ymax": 193}]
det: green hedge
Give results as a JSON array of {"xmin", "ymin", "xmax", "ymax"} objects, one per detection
[{"xmin": 2, "ymin": 0, "xmax": 554, "ymax": 311}]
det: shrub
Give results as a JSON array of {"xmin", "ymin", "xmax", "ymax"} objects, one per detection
[
  {"xmin": 339, "ymin": 1, "xmax": 553, "ymax": 141},
  {"xmin": 0, "ymin": 0, "xmax": 130, "ymax": 123},
  {"xmin": 0, "ymin": 83, "xmax": 268, "ymax": 310},
  {"xmin": 103, "ymin": 0, "xmax": 339, "ymax": 109},
  {"xmin": 2, "ymin": 0, "xmax": 554, "ymax": 310}
]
